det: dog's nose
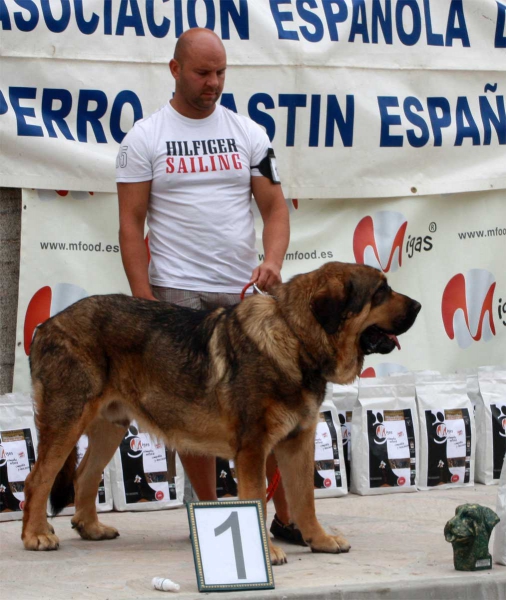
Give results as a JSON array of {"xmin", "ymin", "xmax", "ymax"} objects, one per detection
[{"xmin": 412, "ymin": 300, "xmax": 422, "ymax": 315}]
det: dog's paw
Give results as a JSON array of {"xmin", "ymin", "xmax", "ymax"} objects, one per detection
[
  {"xmin": 269, "ymin": 542, "xmax": 288, "ymax": 565},
  {"xmin": 23, "ymin": 532, "xmax": 60, "ymax": 551},
  {"xmin": 71, "ymin": 519, "xmax": 120, "ymax": 541},
  {"xmin": 331, "ymin": 534, "xmax": 351, "ymax": 553},
  {"xmin": 309, "ymin": 533, "xmax": 350, "ymax": 554}
]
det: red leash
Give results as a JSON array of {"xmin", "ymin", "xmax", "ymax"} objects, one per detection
[{"xmin": 240, "ymin": 280, "xmax": 281, "ymax": 503}]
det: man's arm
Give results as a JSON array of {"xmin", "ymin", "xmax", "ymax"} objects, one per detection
[
  {"xmin": 117, "ymin": 181, "xmax": 157, "ymax": 300},
  {"xmin": 251, "ymin": 176, "xmax": 290, "ymax": 291}
]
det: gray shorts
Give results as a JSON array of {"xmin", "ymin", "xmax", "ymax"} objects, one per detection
[{"xmin": 151, "ymin": 286, "xmax": 242, "ymax": 310}]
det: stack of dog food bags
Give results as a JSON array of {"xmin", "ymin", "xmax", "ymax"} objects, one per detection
[
  {"xmin": 351, "ymin": 375, "xmax": 418, "ymax": 495},
  {"xmin": 415, "ymin": 372, "xmax": 475, "ymax": 490},
  {"xmin": 313, "ymin": 387, "xmax": 347, "ymax": 498},
  {"xmin": 331, "ymin": 380, "xmax": 358, "ymax": 490},
  {"xmin": 0, "ymin": 394, "xmax": 38, "ymax": 521},
  {"xmin": 55, "ymin": 434, "xmax": 113, "ymax": 516},
  {"xmin": 110, "ymin": 422, "xmax": 184, "ymax": 511},
  {"xmin": 475, "ymin": 367, "xmax": 506, "ymax": 485}
]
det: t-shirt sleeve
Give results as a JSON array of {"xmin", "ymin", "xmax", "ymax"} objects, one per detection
[
  {"xmin": 115, "ymin": 122, "xmax": 153, "ymax": 183},
  {"xmin": 249, "ymin": 122, "xmax": 273, "ymax": 178}
]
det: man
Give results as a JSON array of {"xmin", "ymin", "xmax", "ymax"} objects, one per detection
[{"xmin": 116, "ymin": 27, "xmax": 304, "ymax": 545}]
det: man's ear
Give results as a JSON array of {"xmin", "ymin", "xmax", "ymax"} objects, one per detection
[{"xmin": 310, "ymin": 278, "xmax": 350, "ymax": 335}]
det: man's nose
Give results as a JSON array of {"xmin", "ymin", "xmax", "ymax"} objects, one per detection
[{"xmin": 206, "ymin": 72, "xmax": 219, "ymax": 88}]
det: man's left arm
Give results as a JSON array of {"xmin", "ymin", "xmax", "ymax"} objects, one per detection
[{"xmin": 251, "ymin": 176, "xmax": 290, "ymax": 291}]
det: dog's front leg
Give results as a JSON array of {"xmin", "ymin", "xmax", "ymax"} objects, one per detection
[
  {"xmin": 274, "ymin": 424, "xmax": 351, "ymax": 554},
  {"xmin": 234, "ymin": 447, "xmax": 287, "ymax": 565}
]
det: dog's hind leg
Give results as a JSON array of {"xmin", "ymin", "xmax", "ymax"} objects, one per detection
[
  {"xmin": 235, "ymin": 447, "xmax": 287, "ymax": 566},
  {"xmin": 21, "ymin": 403, "xmax": 97, "ymax": 551},
  {"xmin": 71, "ymin": 418, "xmax": 127, "ymax": 541},
  {"xmin": 274, "ymin": 424, "xmax": 351, "ymax": 554}
]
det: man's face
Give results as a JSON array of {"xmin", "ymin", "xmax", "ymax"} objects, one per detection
[{"xmin": 170, "ymin": 37, "xmax": 226, "ymax": 117}]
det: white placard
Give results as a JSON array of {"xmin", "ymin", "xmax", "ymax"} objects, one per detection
[{"xmin": 187, "ymin": 500, "xmax": 274, "ymax": 592}]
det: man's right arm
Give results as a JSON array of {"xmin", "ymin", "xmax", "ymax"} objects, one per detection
[{"xmin": 117, "ymin": 180, "xmax": 157, "ymax": 300}]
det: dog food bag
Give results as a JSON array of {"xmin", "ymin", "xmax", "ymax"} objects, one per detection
[
  {"xmin": 110, "ymin": 423, "xmax": 184, "ymax": 511},
  {"xmin": 55, "ymin": 434, "xmax": 113, "ymax": 516},
  {"xmin": 0, "ymin": 394, "xmax": 38, "ymax": 522},
  {"xmin": 416, "ymin": 373, "xmax": 475, "ymax": 491},
  {"xmin": 493, "ymin": 458, "xmax": 506, "ymax": 565},
  {"xmin": 314, "ymin": 398, "xmax": 347, "ymax": 498},
  {"xmin": 331, "ymin": 382, "xmax": 358, "ymax": 490},
  {"xmin": 351, "ymin": 377, "xmax": 418, "ymax": 496},
  {"xmin": 475, "ymin": 368, "xmax": 506, "ymax": 485}
]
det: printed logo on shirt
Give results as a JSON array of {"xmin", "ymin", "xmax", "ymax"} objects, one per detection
[{"xmin": 165, "ymin": 138, "xmax": 243, "ymax": 175}]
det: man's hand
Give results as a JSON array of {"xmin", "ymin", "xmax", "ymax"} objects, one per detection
[{"xmin": 249, "ymin": 260, "xmax": 282, "ymax": 292}]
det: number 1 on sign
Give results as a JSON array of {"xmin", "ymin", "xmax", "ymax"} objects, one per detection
[{"xmin": 214, "ymin": 510, "xmax": 247, "ymax": 579}]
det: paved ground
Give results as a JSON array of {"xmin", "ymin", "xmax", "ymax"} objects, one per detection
[{"xmin": 1, "ymin": 485, "xmax": 505, "ymax": 600}]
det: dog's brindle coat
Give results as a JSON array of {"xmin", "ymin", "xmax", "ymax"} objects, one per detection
[{"xmin": 21, "ymin": 262, "xmax": 421, "ymax": 564}]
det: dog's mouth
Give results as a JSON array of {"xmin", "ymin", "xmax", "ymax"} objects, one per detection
[{"xmin": 360, "ymin": 325, "xmax": 401, "ymax": 355}]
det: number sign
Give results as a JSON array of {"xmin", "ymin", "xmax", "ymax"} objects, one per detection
[{"xmin": 187, "ymin": 500, "xmax": 274, "ymax": 592}]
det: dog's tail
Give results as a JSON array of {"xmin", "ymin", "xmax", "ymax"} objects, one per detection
[{"xmin": 49, "ymin": 446, "xmax": 77, "ymax": 517}]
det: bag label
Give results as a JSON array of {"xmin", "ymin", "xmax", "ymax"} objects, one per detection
[
  {"xmin": 119, "ymin": 426, "xmax": 176, "ymax": 504},
  {"xmin": 491, "ymin": 404, "xmax": 506, "ymax": 479},
  {"xmin": 425, "ymin": 408, "xmax": 471, "ymax": 486},
  {"xmin": 314, "ymin": 410, "xmax": 343, "ymax": 489},
  {"xmin": 367, "ymin": 409, "xmax": 416, "ymax": 488},
  {"xmin": 0, "ymin": 428, "xmax": 36, "ymax": 513}
]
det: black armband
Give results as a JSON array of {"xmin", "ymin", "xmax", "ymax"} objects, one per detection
[{"xmin": 252, "ymin": 148, "xmax": 281, "ymax": 184}]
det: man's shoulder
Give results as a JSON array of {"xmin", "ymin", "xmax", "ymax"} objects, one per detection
[
  {"xmin": 219, "ymin": 106, "xmax": 267, "ymax": 139},
  {"xmin": 130, "ymin": 103, "xmax": 171, "ymax": 134}
]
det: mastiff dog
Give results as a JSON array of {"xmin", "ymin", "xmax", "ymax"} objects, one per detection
[{"xmin": 21, "ymin": 261, "xmax": 421, "ymax": 564}]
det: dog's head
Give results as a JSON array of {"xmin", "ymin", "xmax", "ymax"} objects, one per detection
[
  {"xmin": 278, "ymin": 261, "xmax": 421, "ymax": 383},
  {"xmin": 444, "ymin": 504, "xmax": 499, "ymax": 548}
]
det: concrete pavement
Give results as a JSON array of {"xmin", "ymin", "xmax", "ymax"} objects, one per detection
[{"xmin": 1, "ymin": 484, "xmax": 505, "ymax": 600}]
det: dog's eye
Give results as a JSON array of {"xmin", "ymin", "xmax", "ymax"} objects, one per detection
[{"xmin": 372, "ymin": 283, "xmax": 390, "ymax": 306}]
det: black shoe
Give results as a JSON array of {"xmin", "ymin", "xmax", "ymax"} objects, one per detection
[{"xmin": 270, "ymin": 514, "xmax": 307, "ymax": 546}]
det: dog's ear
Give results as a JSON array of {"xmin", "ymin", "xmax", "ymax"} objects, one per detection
[
  {"xmin": 481, "ymin": 506, "xmax": 500, "ymax": 535},
  {"xmin": 311, "ymin": 278, "xmax": 351, "ymax": 335}
]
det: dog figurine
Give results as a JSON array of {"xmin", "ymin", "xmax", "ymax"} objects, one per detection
[{"xmin": 444, "ymin": 503, "xmax": 499, "ymax": 570}]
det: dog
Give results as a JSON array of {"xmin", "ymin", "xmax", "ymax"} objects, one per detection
[
  {"xmin": 21, "ymin": 261, "xmax": 421, "ymax": 565},
  {"xmin": 444, "ymin": 503, "xmax": 499, "ymax": 570}
]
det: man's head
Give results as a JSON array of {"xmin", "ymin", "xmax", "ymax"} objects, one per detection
[{"xmin": 169, "ymin": 28, "xmax": 226, "ymax": 119}]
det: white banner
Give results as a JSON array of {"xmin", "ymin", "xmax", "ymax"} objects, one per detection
[
  {"xmin": 1, "ymin": 0, "xmax": 506, "ymax": 197},
  {"xmin": 13, "ymin": 188, "xmax": 506, "ymax": 392}
]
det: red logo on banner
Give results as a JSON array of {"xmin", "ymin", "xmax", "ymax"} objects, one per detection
[
  {"xmin": 353, "ymin": 211, "xmax": 408, "ymax": 273},
  {"xmin": 24, "ymin": 284, "xmax": 88, "ymax": 355},
  {"xmin": 441, "ymin": 269, "xmax": 496, "ymax": 349},
  {"xmin": 155, "ymin": 491, "xmax": 165, "ymax": 501}
]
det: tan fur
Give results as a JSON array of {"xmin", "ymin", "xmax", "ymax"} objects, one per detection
[{"xmin": 21, "ymin": 261, "xmax": 420, "ymax": 564}]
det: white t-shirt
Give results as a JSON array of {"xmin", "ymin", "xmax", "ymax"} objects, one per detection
[{"xmin": 116, "ymin": 103, "xmax": 271, "ymax": 293}]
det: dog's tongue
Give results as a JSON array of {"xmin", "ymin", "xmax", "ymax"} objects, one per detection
[{"xmin": 387, "ymin": 334, "xmax": 401, "ymax": 350}]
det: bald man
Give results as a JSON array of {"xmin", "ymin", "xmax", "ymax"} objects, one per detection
[{"xmin": 116, "ymin": 29, "xmax": 303, "ymax": 555}]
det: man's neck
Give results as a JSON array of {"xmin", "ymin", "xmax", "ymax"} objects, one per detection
[{"xmin": 169, "ymin": 98, "xmax": 216, "ymax": 120}]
